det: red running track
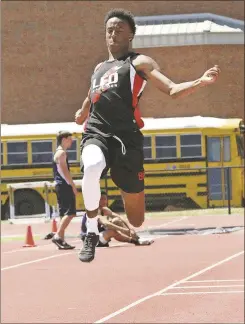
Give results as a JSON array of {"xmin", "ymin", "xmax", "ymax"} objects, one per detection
[{"xmin": 1, "ymin": 214, "xmax": 244, "ymax": 323}]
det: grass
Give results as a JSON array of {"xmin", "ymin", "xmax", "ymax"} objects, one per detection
[{"xmin": 1, "ymin": 235, "xmax": 42, "ymax": 243}]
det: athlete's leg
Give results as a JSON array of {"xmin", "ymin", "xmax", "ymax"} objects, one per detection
[
  {"xmin": 101, "ymin": 229, "xmax": 132, "ymax": 243},
  {"xmin": 99, "ymin": 229, "xmax": 116, "ymax": 243},
  {"xmin": 113, "ymin": 231, "xmax": 133, "ymax": 243},
  {"xmin": 100, "ymin": 224, "xmax": 153, "ymax": 246},
  {"xmin": 110, "ymin": 216, "xmax": 140, "ymax": 240},
  {"xmin": 81, "ymin": 144, "xmax": 106, "ymax": 219},
  {"xmin": 111, "ymin": 140, "xmax": 145, "ymax": 228},
  {"xmin": 52, "ymin": 185, "xmax": 76, "ymax": 249},
  {"xmin": 56, "ymin": 214, "xmax": 74, "ymax": 241},
  {"xmin": 53, "ymin": 215, "xmax": 75, "ymax": 250},
  {"xmin": 110, "ymin": 217, "xmax": 154, "ymax": 245},
  {"xmin": 79, "ymin": 141, "xmax": 107, "ymax": 262},
  {"xmin": 120, "ymin": 190, "xmax": 145, "ymax": 227}
]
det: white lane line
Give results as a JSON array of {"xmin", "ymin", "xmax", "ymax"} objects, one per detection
[
  {"xmin": 2, "ymin": 216, "xmax": 188, "ymax": 255},
  {"xmin": 1, "ymin": 236, "xmax": 169, "ymax": 271},
  {"xmin": 1, "ymin": 215, "xmax": 189, "ymax": 270},
  {"xmin": 94, "ymin": 250, "xmax": 244, "ymax": 323},
  {"xmin": 160, "ymin": 290, "xmax": 244, "ymax": 296},
  {"xmin": 1, "ymin": 235, "xmax": 169, "ymax": 271},
  {"xmin": 1, "ymin": 241, "xmax": 129, "ymax": 271},
  {"xmin": 2, "ymin": 239, "xmax": 82, "ymax": 254},
  {"xmin": 1, "ymin": 252, "xmax": 74, "ymax": 271},
  {"xmin": 186, "ymin": 279, "xmax": 244, "ymax": 283},
  {"xmin": 172, "ymin": 285, "xmax": 244, "ymax": 289}
]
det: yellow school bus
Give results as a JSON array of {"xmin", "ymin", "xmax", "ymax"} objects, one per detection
[
  {"xmin": 138, "ymin": 116, "xmax": 244, "ymax": 211},
  {"xmin": 1, "ymin": 116, "xmax": 244, "ymax": 219},
  {"xmin": 1, "ymin": 122, "xmax": 84, "ymax": 219}
]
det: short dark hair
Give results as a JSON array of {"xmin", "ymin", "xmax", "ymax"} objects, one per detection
[
  {"xmin": 57, "ymin": 130, "xmax": 72, "ymax": 146},
  {"xmin": 101, "ymin": 191, "xmax": 107, "ymax": 196},
  {"xmin": 104, "ymin": 8, "xmax": 136, "ymax": 35}
]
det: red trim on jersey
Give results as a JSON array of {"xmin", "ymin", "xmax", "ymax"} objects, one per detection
[
  {"xmin": 132, "ymin": 74, "xmax": 145, "ymax": 129},
  {"xmin": 132, "ymin": 74, "xmax": 144, "ymax": 108},
  {"xmin": 134, "ymin": 105, "xmax": 144, "ymax": 129}
]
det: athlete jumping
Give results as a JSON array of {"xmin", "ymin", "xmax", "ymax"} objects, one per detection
[{"xmin": 75, "ymin": 9, "xmax": 220, "ymax": 262}]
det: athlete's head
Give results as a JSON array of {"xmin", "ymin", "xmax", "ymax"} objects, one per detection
[
  {"xmin": 104, "ymin": 9, "xmax": 136, "ymax": 54},
  {"xmin": 99, "ymin": 191, "xmax": 108, "ymax": 208},
  {"xmin": 57, "ymin": 131, "xmax": 73, "ymax": 149}
]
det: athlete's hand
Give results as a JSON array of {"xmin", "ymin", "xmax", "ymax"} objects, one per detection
[
  {"xmin": 75, "ymin": 110, "xmax": 83, "ymax": 125},
  {"xmin": 200, "ymin": 65, "xmax": 220, "ymax": 86},
  {"xmin": 129, "ymin": 229, "xmax": 138, "ymax": 240}
]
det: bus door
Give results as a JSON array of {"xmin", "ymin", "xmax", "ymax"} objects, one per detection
[{"xmin": 206, "ymin": 136, "xmax": 236, "ymax": 207}]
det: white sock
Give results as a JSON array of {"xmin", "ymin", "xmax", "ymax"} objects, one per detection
[
  {"xmin": 99, "ymin": 232, "xmax": 109, "ymax": 244},
  {"xmin": 54, "ymin": 233, "xmax": 61, "ymax": 240},
  {"xmin": 86, "ymin": 216, "xmax": 99, "ymax": 235}
]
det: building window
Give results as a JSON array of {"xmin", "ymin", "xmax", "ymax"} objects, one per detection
[
  {"xmin": 180, "ymin": 134, "xmax": 202, "ymax": 158},
  {"xmin": 32, "ymin": 141, "xmax": 53, "ymax": 163},
  {"xmin": 67, "ymin": 139, "xmax": 77, "ymax": 162},
  {"xmin": 143, "ymin": 136, "xmax": 152, "ymax": 160},
  {"xmin": 155, "ymin": 135, "xmax": 177, "ymax": 159},
  {"xmin": 7, "ymin": 142, "xmax": 28, "ymax": 164}
]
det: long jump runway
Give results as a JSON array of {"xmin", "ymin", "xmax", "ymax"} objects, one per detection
[{"xmin": 1, "ymin": 213, "xmax": 244, "ymax": 323}]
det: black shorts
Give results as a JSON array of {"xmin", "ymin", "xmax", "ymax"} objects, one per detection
[
  {"xmin": 80, "ymin": 131, "xmax": 145, "ymax": 193},
  {"xmin": 55, "ymin": 184, "xmax": 76, "ymax": 217}
]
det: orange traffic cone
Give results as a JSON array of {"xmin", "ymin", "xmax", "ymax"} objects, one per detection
[
  {"xmin": 52, "ymin": 219, "xmax": 58, "ymax": 233},
  {"xmin": 23, "ymin": 225, "xmax": 36, "ymax": 247}
]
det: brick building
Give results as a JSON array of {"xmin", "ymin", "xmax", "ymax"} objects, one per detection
[{"xmin": 2, "ymin": 1, "xmax": 244, "ymax": 124}]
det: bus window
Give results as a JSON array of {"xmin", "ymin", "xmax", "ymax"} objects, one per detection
[
  {"xmin": 180, "ymin": 134, "xmax": 202, "ymax": 158},
  {"xmin": 155, "ymin": 135, "xmax": 177, "ymax": 159},
  {"xmin": 143, "ymin": 136, "xmax": 152, "ymax": 160},
  {"xmin": 223, "ymin": 136, "xmax": 231, "ymax": 162},
  {"xmin": 236, "ymin": 135, "xmax": 244, "ymax": 158},
  {"xmin": 1, "ymin": 142, "xmax": 3, "ymax": 165},
  {"xmin": 7, "ymin": 142, "xmax": 28, "ymax": 164},
  {"xmin": 207, "ymin": 137, "xmax": 221, "ymax": 162},
  {"xmin": 208, "ymin": 168, "xmax": 223, "ymax": 200},
  {"xmin": 67, "ymin": 139, "xmax": 78, "ymax": 162},
  {"xmin": 32, "ymin": 141, "xmax": 53, "ymax": 163}
]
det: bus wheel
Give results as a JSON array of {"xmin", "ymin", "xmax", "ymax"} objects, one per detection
[{"xmin": 14, "ymin": 190, "xmax": 45, "ymax": 216}]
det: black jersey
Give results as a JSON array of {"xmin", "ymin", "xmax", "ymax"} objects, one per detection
[
  {"xmin": 53, "ymin": 150, "xmax": 70, "ymax": 186},
  {"xmin": 85, "ymin": 52, "xmax": 147, "ymax": 136}
]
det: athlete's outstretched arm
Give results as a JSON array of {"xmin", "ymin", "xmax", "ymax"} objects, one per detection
[
  {"xmin": 101, "ymin": 207, "xmax": 137, "ymax": 236},
  {"xmin": 101, "ymin": 206, "xmax": 123, "ymax": 219},
  {"xmin": 98, "ymin": 217, "xmax": 130, "ymax": 235},
  {"xmin": 75, "ymin": 93, "xmax": 91, "ymax": 125},
  {"xmin": 133, "ymin": 55, "xmax": 220, "ymax": 99},
  {"xmin": 102, "ymin": 207, "xmax": 132, "ymax": 228}
]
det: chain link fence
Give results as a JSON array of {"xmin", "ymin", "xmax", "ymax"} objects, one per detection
[
  {"xmin": 3, "ymin": 166, "xmax": 243, "ymax": 220},
  {"xmin": 104, "ymin": 166, "xmax": 244, "ymax": 215}
]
